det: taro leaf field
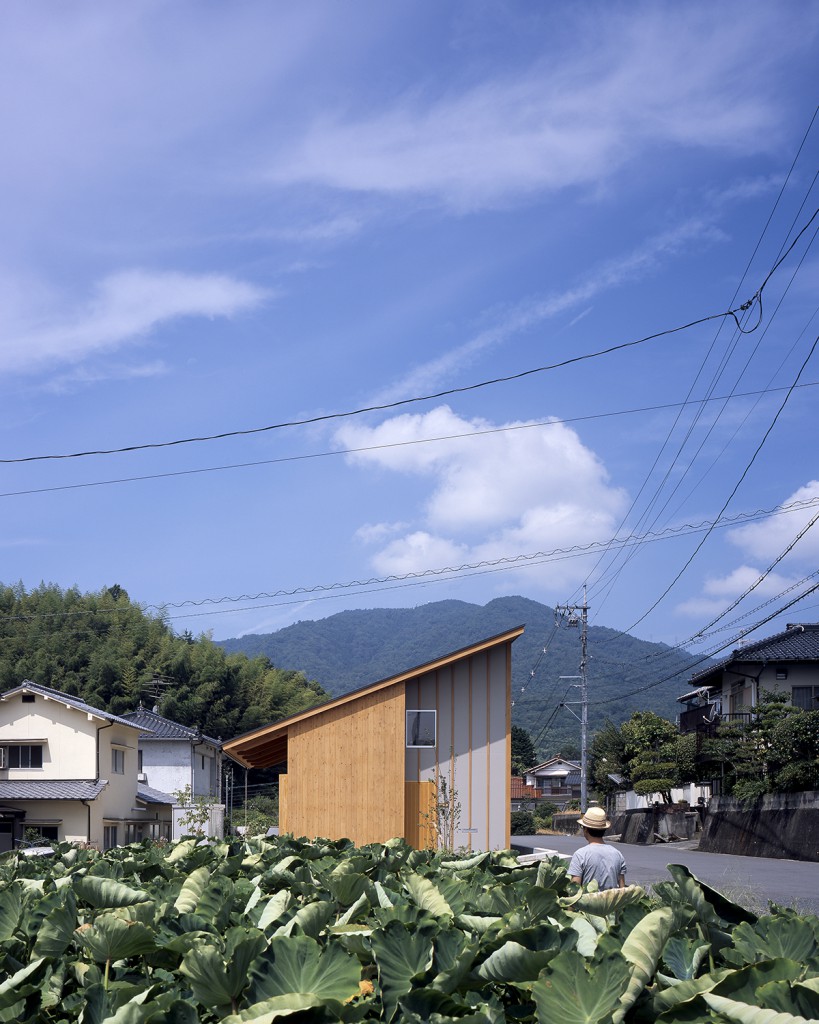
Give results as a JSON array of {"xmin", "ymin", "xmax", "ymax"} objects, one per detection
[{"xmin": 1, "ymin": 836, "xmax": 818, "ymax": 1023}]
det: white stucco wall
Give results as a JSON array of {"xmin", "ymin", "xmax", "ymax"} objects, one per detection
[{"xmin": 139, "ymin": 740, "xmax": 219, "ymax": 799}]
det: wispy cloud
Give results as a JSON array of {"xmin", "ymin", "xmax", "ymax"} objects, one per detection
[
  {"xmin": 374, "ymin": 216, "xmax": 724, "ymax": 403},
  {"xmin": 265, "ymin": 8, "xmax": 804, "ymax": 209},
  {"xmin": 0, "ymin": 269, "xmax": 268, "ymax": 376}
]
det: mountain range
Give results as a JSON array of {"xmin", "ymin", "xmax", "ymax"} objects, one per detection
[{"xmin": 218, "ymin": 596, "xmax": 702, "ymax": 758}]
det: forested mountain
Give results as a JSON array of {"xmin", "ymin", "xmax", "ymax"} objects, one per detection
[
  {"xmin": 0, "ymin": 583, "xmax": 327, "ymax": 740},
  {"xmin": 219, "ymin": 596, "xmax": 704, "ymax": 759}
]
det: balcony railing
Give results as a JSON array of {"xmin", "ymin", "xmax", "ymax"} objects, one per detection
[{"xmin": 679, "ymin": 706, "xmax": 754, "ymax": 734}]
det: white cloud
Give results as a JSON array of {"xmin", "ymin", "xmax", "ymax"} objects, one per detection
[
  {"xmin": 0, "ymin": 269, "xmax": 268, "ymax": 375},
  {"xmin": 355, "ymin": 521, "xmax": 410, "ymax": 545},
  {"xmin": 337, "ymin": 405, "xmax": 627, "ymax": 587},
  {"xmin": 265, "ymin": 8, "xmax": 804, "ymax": 208},
  {"xmin": 728, "ymin": 482, "xmax": 819, "ymax": 562},
  {"xmin": 676, "ymin": 482, "xmax": 819, "ymax": 619}
]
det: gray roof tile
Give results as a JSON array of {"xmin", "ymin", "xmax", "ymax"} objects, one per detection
[
  {"xmin": 0, "ymin": 780, "xmax": 108, "ymax": 800},
  {"xmin": 122, "ymin": 708, "xmax": 219, "ymax": 746},
  {"xmin": 688, "ymin": 623, "xmax": 819, "ymax": 686},
  {"xmin": 136, "ymin": 784, "xmax": 175, "ymax": 804}
]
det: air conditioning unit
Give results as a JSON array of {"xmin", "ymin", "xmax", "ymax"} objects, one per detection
[{"xmin": 137, "ymin": 772, "xmax": 147, "ymax": 783}]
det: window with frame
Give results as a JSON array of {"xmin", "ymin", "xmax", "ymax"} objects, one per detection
[
  {"xmin": 792, "ymin": 685, "xmax": 819, "ymax": 710},
  {"xmin": 7, "ymin": 745, "xmax": 43, "ymax": 769},
  {"xmin": 111, "ymin": 748, "xmax": 125, "ymax": 774},
  {"xmin": 103, "ymin": 825, "xmax": 118, "ymax": 850},
  {"xmin": 406, "ymin": 709, "xmax": 436, "ymax": 748}
]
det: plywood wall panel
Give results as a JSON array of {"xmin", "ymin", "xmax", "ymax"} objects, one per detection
[{"xmin": 284, "ymin": 683, "xmax": 405, "ymax": 845}]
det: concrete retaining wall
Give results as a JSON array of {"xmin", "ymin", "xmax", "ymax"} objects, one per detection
[{"xmin": 699, "ymin": 792, "xmax": 819, "ymax": 861}]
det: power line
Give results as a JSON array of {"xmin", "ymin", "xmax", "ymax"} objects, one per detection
[
  {"xmin": 4, "ymin": 219, "xmax": 815, "ymax": 468},
  {"xmin": 2, "ymin": 379, "xmax": 817, "ymax": 502}
]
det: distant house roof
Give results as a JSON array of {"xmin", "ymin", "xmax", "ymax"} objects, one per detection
[
  {"xmin": 136, "ymin": 784, "xmax": 175, "ymax": 805},
  {"xmin": 682, "ymin": 623, "xmax": 819, "ymax": 696},
  {"xmin": 122, "ymin": 708, "xmax": 219, "ymax": 747},
  {"xmin": 0, "ymin": 780, "xmax": 108, "ymax": 800},
  {"xmin": 525, "ymin": 756, "xmax": 581, "ymax": 775},
  {"xmin": 223, "ymin": 625, "xmax": 525, "ymax": 769},
  {"xmin": 0, "ymin": 682, "xmax": 147, "ymax": 731}
]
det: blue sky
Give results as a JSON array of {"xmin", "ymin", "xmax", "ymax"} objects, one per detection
[{"xmin": 1, "ymin": 1, "xmax": 818, "ymax": 657}]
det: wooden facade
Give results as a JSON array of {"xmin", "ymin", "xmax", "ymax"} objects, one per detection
[{"xmin": 223, "ymin": 626, "xmax": 524, "ymax": 851}]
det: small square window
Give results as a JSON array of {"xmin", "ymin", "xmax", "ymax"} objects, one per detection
[{"xmin": 406, "ymin": 710, "xmax": 436, "ymax": 748}]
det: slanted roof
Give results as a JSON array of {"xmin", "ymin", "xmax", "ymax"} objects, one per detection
[
  {"xmin": 684, "ymin": 623, "xmax": 819, "ymax": 693},
  {"xmin": 122, "ymin": 708, "xmax": 219, "ymax": 747},
  {"xmin": 0, "ymin": 681, "xmax": 147, "ymax": 731},
  {"xmin": 223, "ymin": 625, "xmax": 525, "ymax": 769},
  {"xmin": 136, "ymin": 784, "xmax": 175, "ymax": 805},
  {"xmin": 0, "ymin": 780, "xmax": 108, "ymax": 800}
]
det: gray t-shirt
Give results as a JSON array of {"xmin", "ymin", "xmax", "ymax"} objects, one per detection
[{"xmin": 567, "ymin": 843, "xmax": 626, "ymax": 890}]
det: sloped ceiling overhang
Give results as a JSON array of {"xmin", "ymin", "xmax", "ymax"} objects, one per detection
[{"xmin": 223, "ymin": 625, "xmax": 525, "ymax": 769}]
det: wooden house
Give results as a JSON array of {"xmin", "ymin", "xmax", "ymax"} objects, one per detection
[{"xmin": 222, "ymin": 625, "xmax": 524, "ymax": 851}]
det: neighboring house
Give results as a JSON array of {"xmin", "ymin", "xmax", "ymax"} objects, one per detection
[
  {"xmin": 121, "ymin": 706, "xmax": 224, "ymax": 840},
  {"xmin": 121, "ymin": 706, "xmax": 222, "ymax": 799},
  {"xmin": 678, "ymin": 622, "xmax": 819, "ymax": 735},
  {"xmin": 0, "ymin": 681, "xmax": 172, "ymax": 851},
  {"xmin": 510, "ymin": 776, "xmax": 540, "ymax": 812},
  {"xmin": 523, "ymin": 756, "xmax": 582, "ymax": 806},
  {"xmin": 223, "ymin": 626, "xmax": 525, "ymax": 852}
]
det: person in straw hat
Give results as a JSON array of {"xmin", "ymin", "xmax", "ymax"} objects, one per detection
[{"xmin": 567, "ymin": 806, "xmax": 626, "ymax": 889}]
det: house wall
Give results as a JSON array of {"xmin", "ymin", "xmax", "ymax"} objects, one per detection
[
  {"xmin": 0, "ymin": 691, "xmax": 145, "ymax": 847},
  {"xmin": 404, "ymin": 642, "xmax": 511, "ymax": 851},
  {"xmin": 139, "ymin": 741, "xmax": 219, "ymax": 799},
  {"xmin": 0, "ymin": 692, "xmax": 99, "ymax": 778},
  {"xmin": 713, "ymin": 662, "xmax": 819, "ymax": 709},
  {"xmin": 279, "ymin": 683, "xmax": 405, "ymax": 845}
]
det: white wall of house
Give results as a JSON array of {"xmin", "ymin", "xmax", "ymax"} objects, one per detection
[{"xmin": 139, "ymin": 741, "xmax": 219, "ymax": 799}]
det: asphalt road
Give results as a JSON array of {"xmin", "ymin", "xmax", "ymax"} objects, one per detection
[{"xmin": 513, "ymin": 834, "xmax": 819, "ymax": 915}]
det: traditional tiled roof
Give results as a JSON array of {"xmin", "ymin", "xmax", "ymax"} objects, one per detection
[
  {"xmin": 122, "ymin": 708, "xmax": 219, "ymax": 747},
  {"xmin": 687, "ymin": 623, "xmax": 819, "ymax": 689},
  {"xmin": 0, "ymin": 682, "xmax": 146, "ymax": 731},
  {"xmin": 0, "ymin": 780, "xmax": 108, "ymax": 800},
  {"xmin": 526, "ymin": 756, "xmax": 581, "ymax": 774},
  {"xmin": 136, "ymin": 784, "xmax": 175, "ymax": 805},
  {"xmin": 510, "ymin": 777, "xmax": 539, "ymax": 799}
]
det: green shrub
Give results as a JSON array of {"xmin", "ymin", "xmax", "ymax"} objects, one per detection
[{"xmin": 510, "ymin": 810, "xmax": 536, "ymax": 834}]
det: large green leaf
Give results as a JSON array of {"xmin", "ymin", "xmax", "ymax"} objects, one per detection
[
  {"xmin": 652, "ymin": 968, "xmax": 733, "ymax": 1016},
  {"xmin": 255, "ymin": 891, "xmax": 292, "ymax": 931},
  {"xmin": 73, "ymin": 876, "xmax": 151, "ymax": 909},
  {"xmin": 221, "ymin": 993, "xmax": 327, "ymax": 1022},
  {"xmin": 532, "ymin": 950, "xmax": 630, "ymax": 1024},
  {"xmin": 0, "ymin": 884, "xmax": 22, "ymax": 940},
  {"xmin": 33, "ymin": 887, "xmax": 78, "ymax": 958},
  {"xmin": 180, "ymin": 930, "xmax": 267, "ymax": 1016},
  {"xmin": 662, "ymin": 935, "xmax": 711, "ymax": 981},
  {"xmin": 246, "ymin": 934, "xmax": 359, "ymax": 1011},
  {"xmin": 727, "ymin": 916, "xmax": 819, "ymax": 967},
  {"xmin": 758, "ymin": 980, "xmax": 819, "ymax": 1019},
  {"xmin": 75, "ymin": 914, "xmax": 157, "ymax": 963},
  {"xmin": 666, "ymin": 864, "xmax": 757, "ymax": 926},
  {"xmin": 475, "ymin": 939, "xmax": 560, "ymax": 984},
  {"xmin": 274, "ymin": 901, "xmax": 335, "ymax": 939},
  {"xmin": 404, "ymin": 873, "xmax": 453, "ymax": 919},
  {"xmin": 173, "ymin": 867, "xmax": 210, "ymax": 915},
  {"xmin": 613, "ymin": 905, "xmax": 676, "ymax": 1024},
  {"xmin": 370, "ymin": 920, "xmax": 434, "ymax": 1022},
  {"xmin": 703, "ymin": 992, "xmax": 815, "ymax": 1023},
  {"xmin": 559, "ymin": 885, "xmax": 645, "ymax": 916},
  {"xmin": 0, "ymin": 958, "xmax": 49, "ymax": 1011}
]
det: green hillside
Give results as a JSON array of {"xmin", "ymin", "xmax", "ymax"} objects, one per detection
[{"xmin": 218, "ymin": 596, "xmax": 702, "ymax": 759}]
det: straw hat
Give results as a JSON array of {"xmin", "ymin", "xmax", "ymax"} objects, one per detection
[{"xmin": 578, "ymin": 806, "xmax": 611, "ymax": 830}]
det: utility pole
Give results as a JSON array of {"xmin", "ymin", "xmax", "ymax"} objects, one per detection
[{"xmin": 556, "ymin": 586, "xmax": 589, "ymax": 811}]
